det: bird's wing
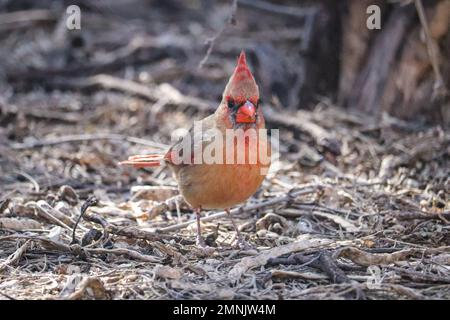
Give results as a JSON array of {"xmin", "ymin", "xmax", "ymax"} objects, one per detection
[{"xmin": 164, "ymin": 114, "xmax": 217, "ymax": 166}]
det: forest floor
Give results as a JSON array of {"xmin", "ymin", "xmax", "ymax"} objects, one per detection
[{"xmin": 1, "ymin": 1, "xmax": 449, "ymax": 300}]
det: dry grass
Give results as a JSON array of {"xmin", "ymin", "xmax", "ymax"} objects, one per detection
[
  {"xmin": 2, "ymin": 100, "xmax": 449, "ymax": 299},
  {"xmin": 0, "ymin": 0, "xmax": 449, "ymax": 300}
]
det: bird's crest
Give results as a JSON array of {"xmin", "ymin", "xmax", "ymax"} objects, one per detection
[{"xmin": 223, "ymin": 51, "xmax": 259, "ymax": 103}]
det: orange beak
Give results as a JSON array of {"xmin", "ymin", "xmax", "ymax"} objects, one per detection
[{"xmin": 236, "ymin": 101, "xmax": 256, "ymax": 123}]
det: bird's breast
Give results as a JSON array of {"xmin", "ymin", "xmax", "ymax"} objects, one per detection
[{"xmin": 173, "ymin": 133, "xmax": 271, "ymax": 209}]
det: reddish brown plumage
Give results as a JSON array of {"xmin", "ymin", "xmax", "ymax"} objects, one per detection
[{"xmin": 120, "ymin": 51, "xmax": 270, "ymax": 247}]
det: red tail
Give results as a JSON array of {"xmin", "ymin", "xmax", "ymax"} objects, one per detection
[{"xmin": 119, "ymin": 154, "xmax": 163, "ymax": 168}]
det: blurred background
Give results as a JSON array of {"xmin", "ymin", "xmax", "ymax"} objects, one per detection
[
  {"xmin": 0, "ymin": 0, "xmax": 449, "ymax": 122},
  {"xmin": 0, "ymin": 0, "xmax": 449, "ymax": 300},
  {"xmin": 1, "ymin": 0, "xmax": 449, "ymax": 194}
]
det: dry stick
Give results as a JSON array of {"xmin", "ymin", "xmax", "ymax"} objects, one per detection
[
  {"xmin": 0, "ymin": 9, "xmax": 55, "ymax": 31},
  {"xmin": 0, "ymin": 235, "xmax": 161, "ymax": 263},
  {"xmin": 264, "ymin": 108, "xmax": 341, "ymax": 154},
  {"xmin": 10, "ymin": 133, "xmax": 168, "ymax": 150},
  {"xmin": 336, "ymin": 247, "xmax": 415, "ymax": 267},
  {"xmin": 0, "ymin": 292, "xmax": 16, "ymax": 300},
  {"xmin": 157, "ymin": 186, "xmax": 322, "ymax": 233},
  {"xmin": 390, "ymin": 266, "xmax": 450, "ymax": 284},
  {"xmin": 62, "ymin": 277, "xmax": 107, "ymax": 300},
  {"xmin": 238, "ymin": 0, "xmax": 317, "ymax": 52},
  {"xmin": 270, "ymin": 270, "xmax": 327, "ymax": 281},
  {"xmin": 0, "ymin": 235, "xmax": 70, "ymax": 252},
  {"xmin": 33, "ymin": 201, "xmax": 76, "ymax": 232},
  {"xmin": 293, "ymin": 282, "xmax": 367, "ymax": 298},
  {"xmin": 280, "ymin": 207, "xmax": 359, "ymax": 232},
  {"xmin": 0, "ymin": 240, "xmax": 31, "ymax": 272},
  {"xmin": 43, "ymin": 74, "xmax": 338, "ymax": 152},
  {"xmin": 8, "ymin": 37, "xmax": 175, "ymax": 81},
  {"xmin": 414, "ymin": 0, "xmax": 448, "ymax": 96},
  {"xmin": 83, "ymin": 211, "xmax": 167, "ymax": 242},
  {"xmin": 13, "ymin": 170, "xmax": 40, "ymax": 192},
  {"xmin": 317, "ymin": 251, "xmax": 351, "ymax": 284},
  {"xmin": 268, "ymin": 251, "xmax": 351, "ymax": 284},
  {"xmin": 198, "ymin": 0, "xmax": 238, "ymax": 68},
  {"xmin": 2, "ymin": 104, "xmax": 81, "ymax": 123},
  {"xmin": 287, "ymin": 202, "xmax": 362, "ymax": 218},
  {"xmin": 146, "ymin": 195, "xmax": 185, "ymax": 220},
  {"xmin": 59, "ymin": 74, "xmax": 213, "ymax": 113},
  {"xmin": 87, "ymin": 248, "xmax": 160, "ymax": 263},
  {"xmin": 396, "ymin": 211, "xmax": 450, "ymax": 222},
  {"xmin": 385, "ymin": 284, "xmax": 425, "ymax": 300},
  {"xmin": 238, "ymin": 0, "xmax": 316, "ymax": 18},
  {"xmin": 71, "ymin": 196, "xmax": 98, "ymax": 245},
  {"xmin": 229, "ymin": 235, "xmax": 354, "ymax": 282}
]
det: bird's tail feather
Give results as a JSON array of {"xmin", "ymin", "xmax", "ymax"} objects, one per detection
[{"xmin": 118, "ymin": 154, "xmax": 163, "ymax": 168}]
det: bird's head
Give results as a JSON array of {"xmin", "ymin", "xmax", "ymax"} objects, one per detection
[{"xmin": 219, "ymin": 51, "xmax": 262, "ymax": 129}]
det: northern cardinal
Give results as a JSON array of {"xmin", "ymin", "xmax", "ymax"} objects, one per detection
[{"xmin": 120, "ymin": 51, "xmax": 270, "ymax": 248}]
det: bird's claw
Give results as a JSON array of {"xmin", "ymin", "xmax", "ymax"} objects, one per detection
[
  {"xmin": 196, "ymin": 236, "xmax": 216, "ymax": 255},
  {"xmin": 196, "ymin": 235, "xmax": 207, "ymax": 247}
]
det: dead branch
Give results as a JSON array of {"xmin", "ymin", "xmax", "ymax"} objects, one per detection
[
  {"xmin": 0, "ymin": 235, "xmax": 161, "ymax": 263},
  {"xmin": 72, "ymin": 196, "xmax": 98, "ymax": 244},
  {"xmin": 238, "ymin": 0, "xmax": 316, "ymax": 19},
  {"xmin": 0, "ymin": 10, "xmax": 55, "ymax": 31},
  {"xmin": 7, "ymin": 37, "xmax": 182, "ymax": 82},
  {"xmin": 384, "ymin": 284, "xmax": 426, "ymax": 300},
  {"xmin": 32, "ymin": 200, "xmax": 79, "ymax": 231},
  {"xmin": 83, "ymin": 211, "xmax": 168, "ymax": 242},
  {"xmin": 318, "ymin": 251, "xmax": 351, "ymax": 284},
  {"xmin": 270, "ymin": 270, "xmax": 327, "ymax": 281},
  {"xmin": 87, "ymin": 247, "xmax": 161, "ymax": 263},
  {"xmin": 336, "ymin": 247, "xmax": 415, "ymax": 266},
  {"xmin": 130, "ymin": 186, "xmax": 179, "ymax": 202},
  {"xmin": 144, "ymin": 195, "xmax": 185, "ymax": 220},
  {"xmin": 395, "ymin": 211, "xmax": 450, "ymax": 222},
  {"xmin": 267, "ymin": 251, "xmax": 351, "ymax": 284},
  {"xmin": 60, "ymin": 277, "xmax": 108, "ymax": 300},
  {"xmin": 46, "ymin": 74, "xmax": 213, "ymax": 113},
  {"xmin": 9, "ymin": 133, "xmax": 168, "ymax": 150},
  {"xmin": 228, "ymin": 235, "xmax": 346, "ymax": 282},
  {"xmin": 390, "ymin": 266, "xmax": 450, "ymax": 284},
  {"xmin": 0, "ymin": 217, "xmax": 42, "ymax": 231},
  {"xmin": 414, "ymin": 0, "xmax": 448, "ymax": 97},
  {"xmin": 264, "ymin": 108, "xmax": 341, "ymax": 154},
  {"xmin": 198, "ymin": 0, "xmax": 238, "ymax": 68}
]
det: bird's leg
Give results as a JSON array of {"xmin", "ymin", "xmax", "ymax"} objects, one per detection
[
  {"xmin": 226, "ymin": 208, "xmax": 242, "ymax": 242},
  {"xmin": 226, "ymin": 208, "xmax": 253, "ymax": 249},
  {"xmin": 195, "ymin": 207, "xmax": 207, "ymax": 248}
]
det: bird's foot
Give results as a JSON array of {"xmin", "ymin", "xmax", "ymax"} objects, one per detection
[
  {"xmin": 196, "ymin": 235, "xmax": 216, "ymax": 255},
  {"xmin": 196, "ymin": 234, "xmax": 207, "ymax": 247}
]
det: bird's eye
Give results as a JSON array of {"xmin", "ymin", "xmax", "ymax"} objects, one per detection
[{"xmin": 227, "ymin": 99, "xmax": 235, "ymax": 109}]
